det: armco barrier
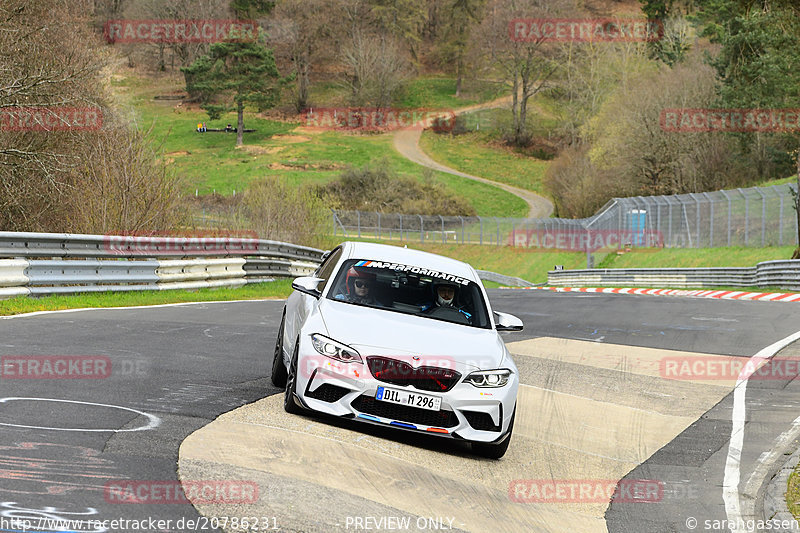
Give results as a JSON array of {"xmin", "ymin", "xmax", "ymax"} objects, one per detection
[
  {"xmin": 547, "ymin": 260, "xmax": 800, "ymax": 291},
  {"xmin": 0, "ymin": 231, "xmax": 524, "ymax": 298},
  {"xmin": 0, "ymin": 232, "xmax": 326, "ymax": 298},
  {"xmin": 476, "ymin": 270, "xmax": 535, "ymax": 288},
  {"xmin": 0, "ymin": 232, "xmax": 324, "ymax": 262}
]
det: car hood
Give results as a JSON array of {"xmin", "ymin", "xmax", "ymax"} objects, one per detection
[{"xmin": 319, "ymin": 300, "xmax": 507, "ymax": 371}]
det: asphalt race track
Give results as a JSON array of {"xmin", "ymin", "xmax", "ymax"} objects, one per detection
[{"xmin": 0, "ymin": 290, "xmax": 799, "ymax": 532}]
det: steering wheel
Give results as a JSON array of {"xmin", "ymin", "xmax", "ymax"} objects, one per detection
[{"xmin": 428, "ymin": 306, "xmax": 470, "ymax": 325}]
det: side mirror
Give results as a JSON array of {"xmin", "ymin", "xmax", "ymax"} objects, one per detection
[
  {"xmin": 494, "ymin": 311, "xmax": 523, "ymax": 332},
  {"xmin": 292, "ymin": 276, "xmax": 324, "ymax": 299}
]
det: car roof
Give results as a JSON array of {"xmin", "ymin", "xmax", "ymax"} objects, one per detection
[{"xmin": 338, "ymin": 241, "xmax": 478, "ymax": 281}]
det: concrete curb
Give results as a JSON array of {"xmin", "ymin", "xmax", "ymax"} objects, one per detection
[{"xmin": 499, "ymin": 286, "xmax": 800, "ymax": 303}]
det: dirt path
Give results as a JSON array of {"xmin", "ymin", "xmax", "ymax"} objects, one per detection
[{"xmin": 392, "ymin": 96, "xmax": 554, "ymax": 219}]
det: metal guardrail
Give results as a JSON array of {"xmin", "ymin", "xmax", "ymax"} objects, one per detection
[
  {"xmin": 0, "ymin": 232, "xmax": 325, "ymax": 298},
  {"xmin": 0, "ymin": 232, "xmax": 324, "ymax": 262},
  {"xmin": 547, "ymin": 260, "xmax": 800, "ymax": 291},
  {"xmin": 0, "ymin": 231, "xmax": 528, "ymax": 298},
  {"xmin": 476, "ymin": 270, "xmax": 535, "ymax": 288}
]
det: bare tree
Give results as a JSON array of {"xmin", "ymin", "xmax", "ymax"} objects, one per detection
[
  {"xmin": 120, "ymin": 0, "xmax": 228, "ymax": 72},
  {"xmin": 0, "ymin": 0, "xmax": 185, "ymax": 232},
  {"xmin": 269, "ymin": 0, "xmax": 343, "ymax": 111},
  {"xmin": 341, "ymin": 32, "xmax": 411, "ymax": 109},
  {"xmin": 553, "ymin": 39, "xmax": 652, "ymax": 145},
  {"xmin": 479, "ymin": 0, "xmax": 572, "ymax": 146}
]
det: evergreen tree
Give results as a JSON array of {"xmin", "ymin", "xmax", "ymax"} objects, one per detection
[{"xmin": 183, "ymin": 35, "xmax": 287, "ymax": 146}]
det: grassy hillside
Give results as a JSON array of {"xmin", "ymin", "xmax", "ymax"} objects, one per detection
[{"xmin": 112, "ymin": 72, "xmax": 528, "ymax": 217}]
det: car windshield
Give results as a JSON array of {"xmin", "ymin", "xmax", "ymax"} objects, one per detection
[{"xmin": 327, "ymin": 259, "xmax": 491, "ymax": 329}]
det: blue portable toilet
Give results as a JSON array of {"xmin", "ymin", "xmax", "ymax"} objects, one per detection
[{"xmin": 628, "ymin": 209, "xmax": 647, "ymax": 246}]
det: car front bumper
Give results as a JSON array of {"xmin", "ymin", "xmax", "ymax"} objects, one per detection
[{"xmin": 294, "ymin": 342, "xmax": 518, "ymax": 444}]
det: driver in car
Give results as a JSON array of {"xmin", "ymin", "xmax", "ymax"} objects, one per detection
[
  {"xmin": 434, "ymin": 282, "xmax": 457, "ymax": 307},
  {"xmin": 424, "ymin": 281, "xmax": 473, "ymax": 322}
]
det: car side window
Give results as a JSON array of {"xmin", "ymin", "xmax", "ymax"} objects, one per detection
[{"xmin": 314, "ymin": 247, "xmax": 342, "ymax": 292}]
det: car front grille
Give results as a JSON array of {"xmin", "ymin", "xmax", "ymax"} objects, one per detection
[
  {"xmin": 351, "ymin": 395, "xmax": 459, "ymax": 428},
  {"xmin": 366, "ymin": 356, "xmax": 461, "ymax": 393}
]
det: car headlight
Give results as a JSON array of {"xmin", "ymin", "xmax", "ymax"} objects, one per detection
[
  {"xmin": 465, "ymin": 369, "xmax": 512, "ymax": 388},
  {"xmin": 311, "ymin": 334, "xmax": 362, "ymax": 363}
]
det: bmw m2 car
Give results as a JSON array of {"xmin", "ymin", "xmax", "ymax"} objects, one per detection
[{"xmin": 271, "ymin": 241, "xmax": 523, "ymax": 458}]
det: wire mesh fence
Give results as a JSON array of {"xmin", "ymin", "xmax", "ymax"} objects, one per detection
[{"xmin": 332, "ymin": 183, "xmax": 799, "ymax": 250}]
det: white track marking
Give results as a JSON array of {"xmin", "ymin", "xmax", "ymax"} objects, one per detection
[
  {"xmin": 723, "ymin": 330, "xmax": 800, "ymax": 532},
  {"xmin": 0, "ymin": 298, "xmax": 284, "ymax": 320},
  {"xmin": 0, "ymin": 397, "xmax": 161, "ymax": 432}
]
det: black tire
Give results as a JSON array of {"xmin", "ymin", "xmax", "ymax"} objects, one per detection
[
  {"xmin": 283, "ymin": 341, "xmax": 303, "ymax": 414},
  {"xmin": 472, "ymin": 409, "xmax": 515, "ymax": 459},
  {"xmin": 271, "ymin": 311, "xmax": 288, "ymax": 388}
]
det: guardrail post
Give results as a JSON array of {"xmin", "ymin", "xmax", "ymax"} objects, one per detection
[
  {"xmin": 478, "ymin": 216, "xmax": 483, "ymax": 245},
  {"xmin": 495, "ymin": 217, "xmax": 500, "ymax": 246},
  {"xmin": 780, "ymin": 193, "xmax": 785, "ymax": 246},
  {"xmin": 332, "ymin": 210, "xmax": 336, "ymax": 236},
  {"xmin": 459, "ymin": 216, "xmax": 464, "ymax": 243},
  {"xmin": 440, "ymin": 215, "xmax": 445, "ymax": 244},
  {"xmin": 419, "ymin": 214, "xmax": 424, "ymax": 244},
  {"xmin": 376, "ymin": 211, "xmax": 380, "ymax": 239},
  {"xmin": 399, "ymin": 214, "xmax": 403, "ymax": 241},
  {"xmin": 357, "ymin": 211, "xmax": 362, "ymax": 238}
]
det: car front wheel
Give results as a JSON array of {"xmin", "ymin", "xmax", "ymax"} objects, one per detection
[
  {"xmin": 472, "ymin": 408, "xmax": 515, "ymax": 459},
  {"xmin": 283, "ymin": 341, "xmax": 303, "ymax": 414},
  {"xmin": 271, "ymin": 311, "xmax": 288, "ymax": 388}
]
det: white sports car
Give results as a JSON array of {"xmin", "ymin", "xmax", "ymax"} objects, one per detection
[{"xmin": 271, "ymin": 241, "xmax": 523, "ymax": 458}]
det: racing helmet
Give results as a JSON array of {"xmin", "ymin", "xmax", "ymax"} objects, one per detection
[
  {"xmin": 345, "ymin": 266, "xmax": 376, "ymax": 295},
  {"xmin": 433, "ymin": 281, "xmax": 459, "ymax": 307}
]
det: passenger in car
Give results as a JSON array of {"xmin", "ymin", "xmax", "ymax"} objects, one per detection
[{"xmin": 336, "ymin": 267, "xmax": 377, "ymax": 306}]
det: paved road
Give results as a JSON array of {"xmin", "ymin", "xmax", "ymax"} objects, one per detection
[
  {"xmin": 392, "ymin": 99, "xmax": 554, "ymax": 219},
  {"xmin": 0, "ymin": 292, "xmax": 799, "ymax": 532}
]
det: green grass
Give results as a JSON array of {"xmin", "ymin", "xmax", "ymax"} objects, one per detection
[
  {"xmin": 598, "ymin": 245, "xmax": 796, "ymax": 269},
  {"xmin": 756, "ymin": 174, "xmax": 797, "ymax": 188},
  {"xmin": 319, "ymin": 237, "xmax": 588, "ymax": 284},
  {"xmin": 0, "ymin": 281, "xmax": 293, "ymax": 317},
  {"xmin": 395, "ymin": 77, "xmax": 507, "ymax": 110},
  {"xmin": 420, "ymin": 131, "xmax": 550, "ymax": 195},
  {"xmin": 321, "ymin": 237, "xmax": 800, "ymax": 285},
  {"xmin": 113, "ymin": 71, "xmax": 526, "ymax": 217},
  {"xmin": 788, "ymin": 465, "xmax": 800, "ymax": 520},
  {"xmin": 5, "ymin": 245, "xmax": 797, "ymax": 318}
]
